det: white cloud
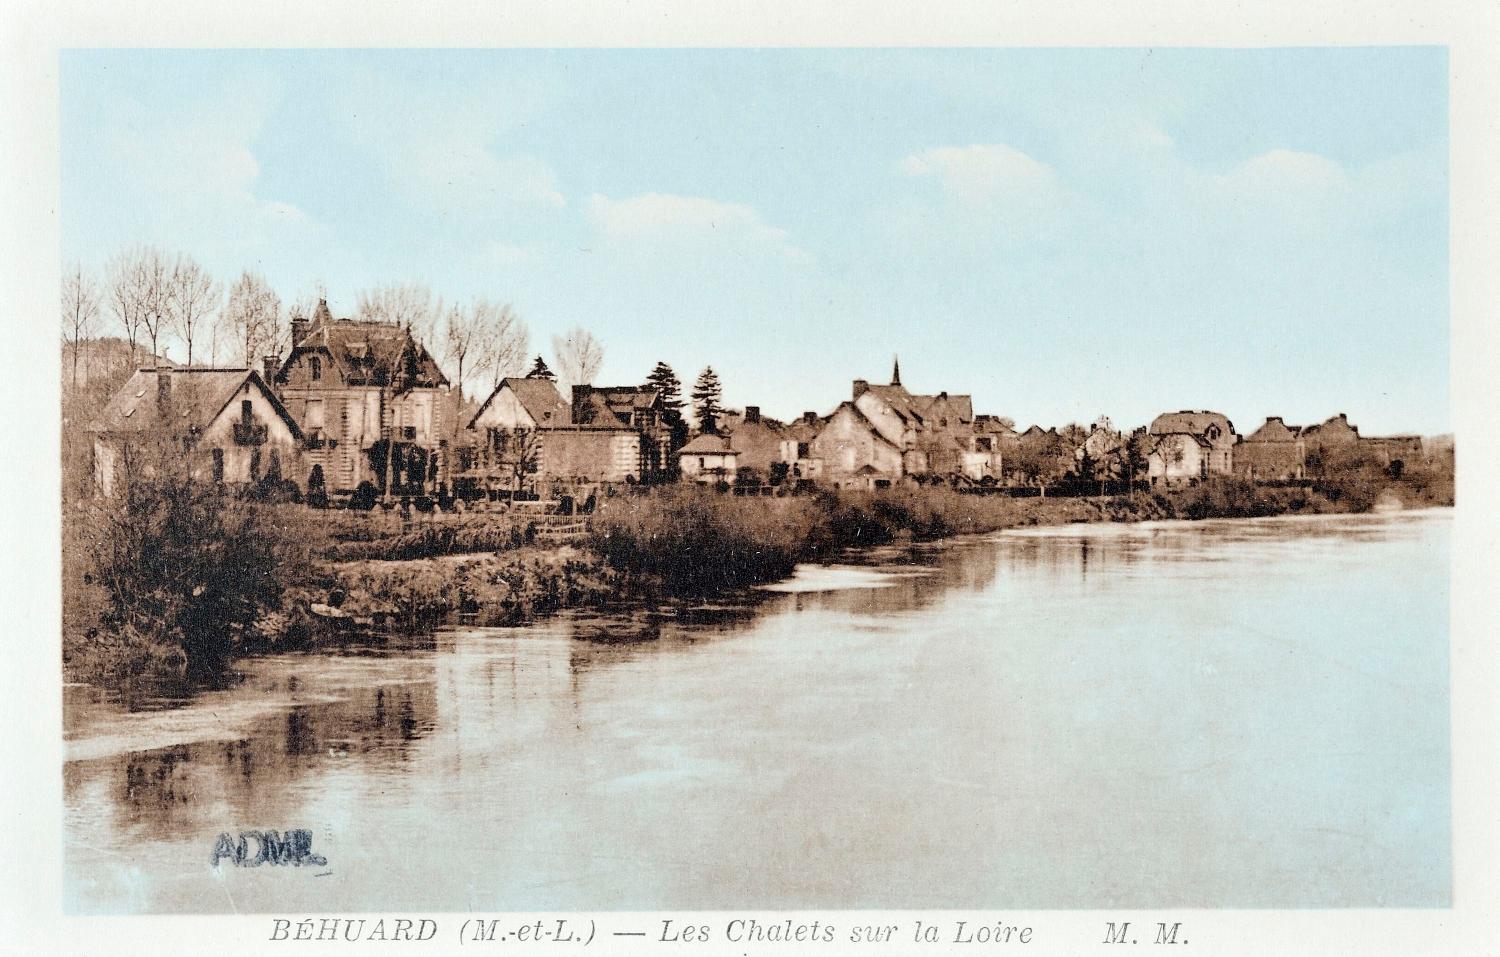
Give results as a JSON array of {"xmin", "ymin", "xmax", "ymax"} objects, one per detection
[
  {"xmin": 887, "ymin": 143, "xmax": 1081, "ymax": 251},
  {"xmin": 586, "ymin": 192, "xmax": 806, "ymax": 261},
  {"xmin": 899, "ymin": 144, "xmax": 1063, "ymax": 206}
]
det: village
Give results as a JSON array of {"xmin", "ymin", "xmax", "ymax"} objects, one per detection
[{"xmin": 78, "ymin": 297, "xmax": 1429, "ymax": 511}]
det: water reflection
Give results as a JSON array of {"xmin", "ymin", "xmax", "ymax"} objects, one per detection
[{"xmin": 65, "ymin": 510, "xmax": 1451, "ymax": 913}]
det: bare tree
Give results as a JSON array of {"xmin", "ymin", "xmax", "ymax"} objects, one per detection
[
  {"xmin": 221, "ymin": 270, "xmax": 283, "ymax": 368},
  {"xmin": 167, "ymin": 253, "xmax": 220, "ymax": 366},
  {"xmin": 106, "ymin": 248, "xmax": 148, "ymax": 365},
  {"xmin": 356, "ymin": 282, "xmax": 441, "ymax": 346},
  {"xmin": 474, "ymin": 300, "xmax": 530, "ymax": 393},
  {"xmin": 441, "ymin": 303, "xmax": 478, "ymax": 401},
  {"xmin": 135, "ymin": 246, "xmax": 172, "ymax": 361},
  {"xmin": 551, "ymin": 325, "xmax": 603, "ymax": 392},
  {"xmin": 61, "ymin": 261, "xmax": 101, "ymax": 389}
]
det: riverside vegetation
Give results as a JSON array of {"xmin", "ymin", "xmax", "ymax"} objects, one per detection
[{"xmin": 62, "ymin": 451, "xmax": 1454, "ymax": 692}]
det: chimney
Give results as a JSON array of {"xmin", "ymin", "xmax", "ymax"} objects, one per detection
[
  {"xmin": 290, "ymin": 315, "xmax": 310, "ymax": 348},
  {"xmin": 156, "ymin": 367, "xmax": 172, "ymax": 410},
  {"xmin": 803, "ymin": 411, "xmax": 817, "ymax": 425},
  {"xmin": 571, "ymin": 384, "xmax": 592, "ymax": 424},
  {"xmin": 262, "ymin": 354, "xmax": 279, "ymax": 384},
  {"xmin": 853, "ymin": 379, "xmax": 869, "ymax": 399},
  {"xmin": 745, "ymin": 405, "xmax": 760, "ymax": 424}
]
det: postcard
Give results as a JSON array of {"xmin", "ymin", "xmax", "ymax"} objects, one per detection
[{"xmin": 4, "ymin": 2, "xmax": 1497, "ymax": 954}]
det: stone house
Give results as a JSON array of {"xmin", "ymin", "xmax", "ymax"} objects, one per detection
[
  {"xmin": 271, "ymin": 300, "xmax": 452, "ymax": 499},
  {"xmin": 1236, "ymin": 416, "xmax": 1307, "ymax": 481},
  {"xmin": 778, "ymin": 411, "xmax": 825, "ymax": 482},
  {"xmin": 90, "ymin": 366, "xmax": 303, "ymax": 497},
  {"xmin": 811, "ymin": 401, "xmax": 904, "ymax": 489},
  {"xmin": 677, "ymin": 434, "xmax": 739, "ymax": 484},
  {"xmin": 1147, "ymin": 410, "xmax": 1238, "ymax": 483},
  {"xmin": 851, "ymin": 362, "xmax": 977, "ymax": 478},
  {"xmin": 570, "ymin": 384, "xmax": 672, "ymax": 482},
  {"xmin": 716, "ymin": 406, "xmax": 788, "ymax": 482},
  {"xmin": 462, "ymin": 376, "xmax": 671, "ymax": 489},
  {"xmin": 1300, "ymin": 413, "xmax": 1424, "ymax": 472}
]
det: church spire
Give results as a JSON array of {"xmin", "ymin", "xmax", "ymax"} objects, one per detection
[{"xmin": 891, "ymin": 355, "xmax": 902, "ymax": 387}]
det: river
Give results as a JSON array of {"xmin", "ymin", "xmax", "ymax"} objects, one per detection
[{"xmin": 63, "ymin": 509, "xmax": 1451, "ymax": 912}]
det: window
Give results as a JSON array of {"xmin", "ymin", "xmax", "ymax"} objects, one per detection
[
  {"xmin": 305, "ymin": 398, "xmax": 325, "ymax": 431},
  {"xmin": 211, "ymin": 449, "xmax": 224, "ymax": 483},
  {"xmin": 797, "ymin": 442, "xmax": 810, "ymax": 458},
  {"xmin": 310, "ymin": 356, "xmax": 322, "ymax": 381},
  {"xmin": 250, "ymin": 449, "xmax": 261, "ymax": 481},
  {"xmin": 241, "ymin": 399, "xmax": 252, "ymax": 419}
]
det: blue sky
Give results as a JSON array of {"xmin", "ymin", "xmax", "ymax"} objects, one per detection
[{"xmin": 61, "ymin": 48, "xmax": 1449, "ymax": 434}]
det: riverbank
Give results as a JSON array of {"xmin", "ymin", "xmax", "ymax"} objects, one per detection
[{"xmin": 62, "ymin": 471, "xmax": 1453, "ymax": 691}]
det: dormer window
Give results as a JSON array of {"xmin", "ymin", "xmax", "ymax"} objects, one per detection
[{"xmin": 310, "ymin": 356, "xmax": 322, "ymax": 381}]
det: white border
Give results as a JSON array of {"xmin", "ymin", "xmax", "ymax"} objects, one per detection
[{"xmin": 3, "ymin": 1, "xmax": 1496, "ymax": 954}]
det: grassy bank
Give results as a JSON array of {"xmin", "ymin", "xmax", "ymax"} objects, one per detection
[{"xmin": 63, "ymin": 467, "xmax": 1452, "ymax": 691}]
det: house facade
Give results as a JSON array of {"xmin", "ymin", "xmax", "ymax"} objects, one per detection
[
  {"xmin": 719, "ymin": 406, "xmax": 789, "ymax": 482},
  {"xmin": 1237, "ymin": 416, "xmax": 1307, "ymax": 481},
  {"xmin": 272, "ymin": 300, "xmax": 452, "ymax": 499},
  {"xmin": 677, "ymin": 434, "xmax": 739, "ymax": 484},
  {"xmin": 90, "ymin": 366, "xmax": 303, "ymax": 497},
  {"xmin": 1147, "ymin": 410, "xmax": 1238, "ymax": 483},
  {"xmin": 811, "ymin": 401, "xmax": 904, "ymax": 489},
  {"xmin": 570, "ymin": 384, "xmax": 673, "ymax": 482}
]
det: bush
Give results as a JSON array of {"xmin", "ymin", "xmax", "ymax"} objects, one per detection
[{"xmin": 68, "ymin": 457, "xmax": 304, "ymax": 682}]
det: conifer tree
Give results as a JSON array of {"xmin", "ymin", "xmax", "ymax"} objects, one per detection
[
  {"xmin": 526, "ymin": 355, "xmax": 555, "ymax": 380},
  {"xmin": 691, "ymin": 366, "xmax": 724, "ymax": 434}
]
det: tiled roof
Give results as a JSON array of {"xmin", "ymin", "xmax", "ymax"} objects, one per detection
[
  {"xmin": 468, "ymin": 377, "xmax": 570, "ymax": 429},
  {"xmin": 1149, "ymin": 410, "xmax": 1235, "ymax": 437},
  {"xmin": 678, "ymin": 434, "xmax": 735, "ymax": 455},
  {"xmin": 89, "ymin": 367, "xmax": 301, "ymax": 439},
  {"xmin": 286, "ymin": 311, "xmax": 448, "ymax": 389}
]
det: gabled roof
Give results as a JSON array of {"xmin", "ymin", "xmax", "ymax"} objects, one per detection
[
  {"xmin": 282, "ymin": 309, "xmax": 448, "ymax": 389},
  {"xmin": 1149, "ymin": 410, "xmax": 1235, "ymax": 437},
  {"xmin": 913, "ymin": 392, "xmax": 974, "ymax": 424},
  {"xmin": 1246, "ymin": 416, "xmax": 1303, "ymax": 443},
  {"xmin": 783, "ymin": 415, "xmax": 825, "ymax": 443},
  {"xmin": 90, "ymin": 367, "xmax": 302, "ymax": 440},
  {"xmin": 828, "ymin": 400, "xmax": 904, "ymax": 451},
  {"xmin": 861, "ymin": 383, "xmax": 926, "ymax": 426},
  {"xmin": 467, "ymin": 377, "xmax": 570, "ymax": 430},
  {"xmin": 573, "ymin": 385, "xmax": 665, "ymax": 426},
  {"xmin": 678, "ymin": 434, "xmax": 735, "ymax": 455}
]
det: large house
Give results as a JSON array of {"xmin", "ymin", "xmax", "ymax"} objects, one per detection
[
  {"xmin": 1236, "ymin": 416, "xmax": 1307, "ymax": 481},
  {"xmin": 810, "ymin": 401, "xmax": 904, "ymax": 489},
  {"xmin": 272, "ymin": 300, "xmax": 453, "ymax": 499},
  {"xmin": 1238, "ymin": 413, "xmax": 1423, "ymax": 480},
  {"xmin": 463, "ymin": 375, "xmax": 673, "ymax": 490},
  {"xmin": 90, "ymin": 366, "xmax": 303, "ymax": 497},
  {"xmin": 717, "ymin": 406, "xmax": 788, "ymax": 481},
  {"xmin": 1147, "ymin": 410, "xmax": 1238, "ymax": 484},
  {"xmin": 570, "ymin": 384, "xmax": 673, "ymax": 481}
]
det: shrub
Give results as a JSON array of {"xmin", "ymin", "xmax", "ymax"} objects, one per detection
[{"xmin": 70, "ymin": 454, "xmax": 305, "ymax": 682}]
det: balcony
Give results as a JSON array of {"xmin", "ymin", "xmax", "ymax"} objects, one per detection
[{"xmin": 232, "ymin": 421, "xmax": 268, "ymax": 446}]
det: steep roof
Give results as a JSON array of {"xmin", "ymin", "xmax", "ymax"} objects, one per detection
[
  {"xmin": 282, "ymin": 310, "xmax": 448, "ymax": 389},
  {"xmin": 467, "ymin": 377, "xmax": 570, "ymax": 430},
  {"xmin": 1149, "ymin": 410, "xmax": 1235, "ymax": 437},
  {"xmin": 1246, "ymin": 417, "xmax": 1303, "ymax": 443},
  {"xmin": 90, "ymin": 367, "xmax": 302, "ymax": 439},
  {"xmin": 913, "ymin": 392, "xmax": 974, "ymax": 424},
  {"xmin": 862, "ymin": 384, "xmax": 926, "ymax": 426},
  {"xmin": 783, "ymin": 414, "xmax": 825, "ymax": 443},
  {"xmin": 573, "ymin": 385, "xmax": 664, "ymax": 425},
  {"xmin": 828, "ymin": 400, "xmax": 903, "ymax": 451}
]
